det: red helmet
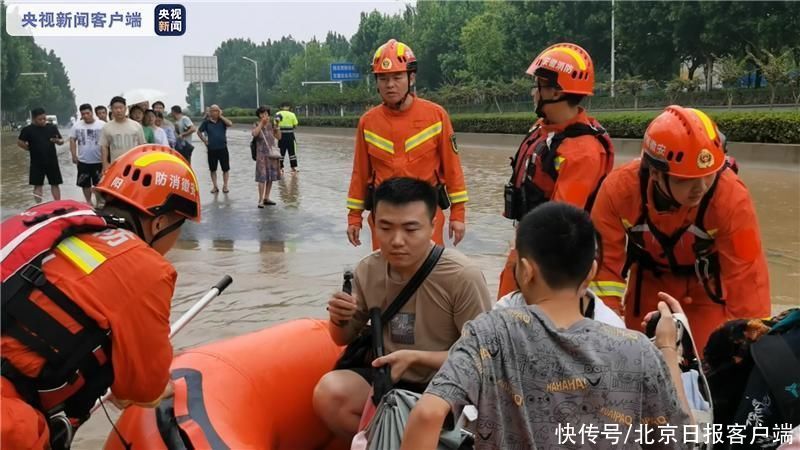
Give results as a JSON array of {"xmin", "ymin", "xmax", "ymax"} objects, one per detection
[
  {"xmin": 371, "ymin": 39, "xmax": 417, "ymax": 74},
  {"xmin": 526, "ymin": 43, "xmax": 594, "ymax": 96},
  {"xmin": 95, "ymin": 145, "xmax": 201, "ymax": 221},
  {"xmin": 641, "ymin": 105, "xmax": 726, "ymax": 178}
]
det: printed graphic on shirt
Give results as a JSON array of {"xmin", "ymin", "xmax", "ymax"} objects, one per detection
[{"xmin": 390, "ymin": 312, "xmax": 415, "ymax": 345}]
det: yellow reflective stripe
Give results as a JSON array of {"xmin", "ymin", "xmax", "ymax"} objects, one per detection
[
  {"xmin": 56, "ymin": 236, "xmax": 107, "ymax": 274},
  {"xmin": 548, "ymin": 46, "xmax": 587, "ymax": 71},
  {"xmin": 134, "ymin": 152, "xmax": 198, "ymax": 187},
  {"xmin": 554, "ymin": 156, "xmax": 565, "ymax": 171},
  {"xmin": 405, "ymin": 121, "xmax": 442, "ymax": 153},
  {"xmin": 688, "ymin": 108, "xmax": 717, "ymax": 141},
  {"xmin": 397, "ymin": 43, "xmax": 406, "ymax": 57},
  {"xmin": 589, "ymin": 281, "xmax": 627, "ymax": 298},
  {"xmin": 448, "ymin": 190, "xmax": 469, "ymax": 204},
  {"xmin": 364, "ymin": 130, "xmax": 394, "ymax": 154},
  {"xmin": 347, "ymin": 198, "xmax": 364, "ymax": 210},
  {"xmin": 621, "ymin": 218, "xmax": 633, "ymax": 229}
]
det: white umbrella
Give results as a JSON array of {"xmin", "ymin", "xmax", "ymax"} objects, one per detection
[{"xmin": 121, "ymin": 88, "xmax": 166, "ymax": 106}]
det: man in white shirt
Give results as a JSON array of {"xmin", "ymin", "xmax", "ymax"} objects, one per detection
[
  {"xmin": 100, "ymin": 96, "xmax": 146, "ymax": 172},
  {"xmin": 70, "ymin": 103, "xmax": 106, "ymax": 204}
]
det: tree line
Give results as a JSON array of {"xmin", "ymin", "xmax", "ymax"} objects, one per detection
[
  {"xmin": 188, "ymin": 1, "xmax": 800, "ymax": 114},
  {"xmin": 1, "ymin": 3, "xmax": 77, "ymax": 123}
]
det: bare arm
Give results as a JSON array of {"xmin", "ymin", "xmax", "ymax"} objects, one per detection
[
  {"xmin": 220, "ymin": 116, "xmax": 233, "ymax": 127},
  {"xmin": 180, "ymin": 125, "xmax": 196, "ymax": 138},
  {"xmin": 17, "ymin": 139, "xmax": 29, "ymax": 151},
  {"xmin": 400, "ymin": 394, "xmax": 450, "ymax": 450},
  {"xmin": 69, "ymin": 138, "xmax": 78, "ymax": 163}
]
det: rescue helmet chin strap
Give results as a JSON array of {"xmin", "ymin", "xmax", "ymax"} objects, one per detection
[{"xmin": 652, "ymin": 172, "xmax": 683, "ymax": 209}]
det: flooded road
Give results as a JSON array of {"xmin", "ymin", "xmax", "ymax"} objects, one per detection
[{"xmin": 1, "ymin": 127, "xmax": 798, "ymax": 448}]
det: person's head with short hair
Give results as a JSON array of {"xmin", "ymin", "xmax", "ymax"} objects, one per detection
[
  {"xmin": 152, "ymin": 101, "xmax": 166, "ymax": 113},
  {"xmin": 208, "ymin": 104, "xmax": 221, "ymax": 120},
  {"xmin": 514, "ymin": 202, "xmax": 598, "ymax": 303},
  {"xmin": 373, "ymin": 177, "xmax": 437, "ymax": 275},
  {"xmin": 142, "ymin": 109, "xmax": 156, "ymax": 127},
  {"xmin": 279, "ymin": 101, "xmax": 291, "ymax": 110},
  {"xmin": 129, "ymin": 105, "xmax": 145, "ymax": 123},
  {"xmin": 110, "ymin": 96, "xmax": 127, "ymax": 122},
  {"xmin": 154, "ymin": 111, "xmax": 166, "ymax": 127},
  {"xmin": 79, "ymin": 103, "xmax": 94, "ymax": 124},
  {"xmin": 256, "ymin": 105, "xmax": 271, "ymax": 120},
  {"xmin": 94, "ymin": 105, "xmax": 108, "ymax": 121},
  {"xmin": 31, "ymin": 107, "xmax": 47, "ymax": 127},
  {"xmin": 170, "ymin": 105, "xmax": 183, "ymax": 117}
]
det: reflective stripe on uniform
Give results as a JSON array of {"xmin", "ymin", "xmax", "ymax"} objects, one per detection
[
  {"xmin": 56, "ymin": 236, "xmax": 107, "ymax": 274},
  {"xmin": 554, "ymin": 156, "xmax": 565, "ymax": 171},
  {"xmin": 448, "ymin": 190, "xmax": 469, "ymax": 204},
  {"xmin": 347, "ymin": 198, "xmax": 365, "ymax": 210},
  {"xmin": 364, "ymin": 130, "xmax": 394, "ymax": 155},
  {"xmin": 589, "ymin": 281, "xmax": 627, "ymax": 298},
  {"xmin": 405, "ymin": 121, "xmax": 442, "ymax": 153}
]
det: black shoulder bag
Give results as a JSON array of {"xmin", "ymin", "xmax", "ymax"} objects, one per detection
[{"xmin": 333, "ymin": 245, "xmax": 444, "ymax": 371}]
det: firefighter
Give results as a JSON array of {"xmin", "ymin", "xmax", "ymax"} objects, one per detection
[
  {"xmin": 591, "ymin": 105, "xmax": 770, "ymax": 351},
  {"xmin": 1, "ymin": 145, "xmax": 201, "ymax": 449},
  {"xmin": 346, "ymin": 39, "xmax": 468, "ymax": 249}
]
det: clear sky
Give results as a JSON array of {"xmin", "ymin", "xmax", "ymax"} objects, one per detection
[{"xmin": 31, "ymin": 1, "xmax": 411, "ymax": 112}]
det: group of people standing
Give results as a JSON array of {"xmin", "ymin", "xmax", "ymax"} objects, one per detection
[
  {"xmin": 2, "ymin": 36, "xmax": 792, "ymax": 450},
  {"xmin": 17, "ymin": 97, "xmax": 198, "ymax": 207},
  {"xmin": 314, "ymin": 38, "xmax": 780, "ymax": 448}
]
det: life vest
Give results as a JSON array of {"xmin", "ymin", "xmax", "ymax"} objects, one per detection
[
  {"xmin": 503, "ymin": 119, "xmax": 614, "ymax": 221},
  {"xmin": 1, "ymin": 201, "xmax": 124, "ymax": 430},
  {"xmin": 622, "ymin": 167, "xmax": 727, "ymax": 316}
]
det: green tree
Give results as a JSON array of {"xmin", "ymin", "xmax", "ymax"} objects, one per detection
[
  {"xmin": 460, "ymin": 7, "xmax": 509, "ymax": 82},
  {"xmin": 748, "ymin": 48, "xmax": 794, "ymax": 107},
  {"xmin": 714, "ymin": 54, "xmax": 748, "ymax": 109}
]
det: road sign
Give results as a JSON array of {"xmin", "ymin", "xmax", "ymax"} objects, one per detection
[
  {"xmin": 330, "ymin": 63, "xmax": 360, "ymax": 81},
  {"xmin": 184, "ymin": 55, "xmax": 218, "ymax": 82}
]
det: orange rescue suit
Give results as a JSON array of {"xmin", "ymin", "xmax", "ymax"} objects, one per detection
[
  {"xmin": 497, "ymin": 109, "xmax": 611, "ymax": 298},
  {"xmin": 1, "ymin": 229, "xmax": 176, "ymax": 449},
  {"xmin": 590, "ymin": 160, "xmax": 771, "ymax": 352},
  {"xmin": 346, "ymin": 97, "xmax": 468, "ymax": 249}
]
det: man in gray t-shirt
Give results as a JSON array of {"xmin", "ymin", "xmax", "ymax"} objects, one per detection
[{"xmin": 401, "ymin": 203, "xmax": 691, "ymax": 450}]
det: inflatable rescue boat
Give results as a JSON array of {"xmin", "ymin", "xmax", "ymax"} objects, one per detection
[{"xmin": 103, "ymin": 319, "xmax": 347, "ymax": 450}]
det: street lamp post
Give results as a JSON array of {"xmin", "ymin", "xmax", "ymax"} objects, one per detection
[{"xmin": 242, "ymin": 56, "xmax": 260, "ymax": 108}]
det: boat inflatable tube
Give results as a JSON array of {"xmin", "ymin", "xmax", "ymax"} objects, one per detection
[{"xmin": 103, "ymin": 319, "xmax": 347, "ymax": 450}]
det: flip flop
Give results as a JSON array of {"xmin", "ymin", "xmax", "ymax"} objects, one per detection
[
  {"xmin": 265, "ymin": 200, "xmax": 277, "ymax": 205},
  {"xmin": 210, "ymin": 187, "xmax": 219, "ymax": 194},
  {"xmin": 222, "ymin": 187, "xmax": 230, "ymax": 193},
  {"xmin": 257, "ymin": 203, "xmax": 264, "ymax": 209}
]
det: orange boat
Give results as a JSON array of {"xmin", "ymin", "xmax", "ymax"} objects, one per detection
[{"xmin": 103, "ymin": 318, "xmax": 348, "ymax": 450}]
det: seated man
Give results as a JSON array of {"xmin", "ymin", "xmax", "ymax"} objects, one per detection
[
  {"xmin": 313, "ymin": 177, "xmax": 492, "ymax": 438},
  {"xmin": 402, "ymin": 202, "xmax": 692, "ymax": 449}
]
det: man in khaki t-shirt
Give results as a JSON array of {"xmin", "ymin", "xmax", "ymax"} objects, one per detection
[
  {"xmin": 100, "ymin": 96, "xmax": 146, "ymax": 171},
  {"xmin": 313, "ymin": 177, "xmax": 492, "ymax": 439}
]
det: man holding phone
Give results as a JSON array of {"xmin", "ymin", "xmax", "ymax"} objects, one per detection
[{"xmin": 18, "ymin": 107, "xmax": 64, "ymax": 202}]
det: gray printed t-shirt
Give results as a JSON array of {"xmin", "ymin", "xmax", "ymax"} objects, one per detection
[{"xmin": 426, "ymin": 306, "xmax": 691, "ymax": 450}]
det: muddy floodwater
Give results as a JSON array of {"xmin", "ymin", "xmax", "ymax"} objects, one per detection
[{"xmin": 1, "ymin": 126, "xmax": 798, "ymax": 448}]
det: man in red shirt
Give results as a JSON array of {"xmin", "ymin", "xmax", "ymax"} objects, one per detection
[{"xmin": 1, "ymin": 145, "xmax": 201, "ymax": 449}]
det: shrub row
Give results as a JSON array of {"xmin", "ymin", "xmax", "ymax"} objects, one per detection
[{"xmin": 217, "ymin": 110, "xmax": 800, "ymax": 144}]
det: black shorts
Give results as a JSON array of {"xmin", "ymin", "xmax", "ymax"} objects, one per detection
[
  {"xmin": 348, "ymin": 367, "xmax": 428, "ymax": 394},
  {"xmin": 76, "ymin": 162, "xmax": 102, "ymax": 188},
  {"xmin": 29, "ymin": 160, "xmax": 62, "ymax": 186},
  {"xmin": 207, "ymin": 147, "xmax": 230, "ymax": 172}
]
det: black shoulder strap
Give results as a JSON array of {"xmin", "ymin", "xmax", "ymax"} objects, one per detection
[
  {"xmin": 750, "ymin": 333, "xmax": 800, "ymax": 422},
  {"xmin": 380, "ymin": 245, "xmax": 444, "ymax": 324}
]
